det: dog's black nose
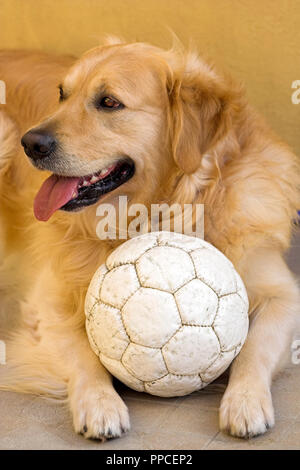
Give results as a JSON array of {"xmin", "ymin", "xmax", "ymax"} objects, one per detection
[{"xmin": 21, "ymin": 131, "xmax": 56, "ymax": 159}]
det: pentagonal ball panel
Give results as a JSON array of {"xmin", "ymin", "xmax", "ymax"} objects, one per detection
[
  {"xmin": 100, "ymin": 353, "xmax": 144, "ymax": 392},
  {"xmin": 136, "ymin": 246, "xmax": 195, "ymax": 292},
  {"xmin": 122, "ymin": 343, "xmax": 167, "ymax": 382},
  {"xmin": 122, "ymin": 288, "xmax": 181, "ymax": 348},
  {"xmin": 190, "ymin": 248, "xmax": 236, "ymax": 295},
  {"xmin": 100, "ymin": 264, "xmax": 140, "ymax": 309},
  {"xmin": 213, "ymin": 293, "xmax": 249, "ymax": 352},
  {"xmin": 106, "ymin": 233, "xmax": 158, "ymax": 268},
  {"xmin": 88, "ymin": 303, "xmax": 129, "ymax": 360},
  {"xmin": 175, "ymin": 279, "xmax": 218, "ymax": 325},
  {"xmin": 162, "ymin": 326, "xmax": 220, "ymax": 375},
  {"xmin": 144, "ymin": 373, "xmax": 202, "ymax": 397},
  {"xmin": 201, "ymin": 350, "xmax": 235, "ymax": 383}
]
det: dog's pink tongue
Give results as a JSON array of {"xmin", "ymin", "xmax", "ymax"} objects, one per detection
[{"xmin": 34, "ymin": 174, "xmax": 80, "ymax": 221}]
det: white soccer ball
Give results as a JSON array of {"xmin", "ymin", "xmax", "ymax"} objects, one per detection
[{"xmin": 85, "ymin": 231, "xmax": 249, "ymax": 397}]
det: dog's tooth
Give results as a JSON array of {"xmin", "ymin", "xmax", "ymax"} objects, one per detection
[
  {"xmin": 100, "ymin": 169, "xmax": 107, "ymax": 176},
  {"xmin": 72, "ymin": 192, "xmax": 77, "ymax": 199},
  {"xmin": 90, "ymin": 175, "xmax": 98, "ymax": 183},
  {"xmin": 82, "ymin": 180, "xmax": 89, "ymax": 186}
]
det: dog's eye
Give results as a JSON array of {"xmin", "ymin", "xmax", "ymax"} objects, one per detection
[
  {"xmin": 58, "ymin": 85, "xmax": 65, "ymax": 102},
  {"xmin": 98, "ymin": 96, "xmax": 123, "ymax": 110}
]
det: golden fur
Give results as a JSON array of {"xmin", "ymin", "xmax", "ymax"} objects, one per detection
[{"xmin": 0, "ymin": 38, "xmax": 299, "ymax": 439}]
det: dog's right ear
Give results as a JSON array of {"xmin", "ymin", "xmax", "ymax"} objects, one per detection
[{"xmin": 166, "ymin": 52, "xmax": 241, "ymax": 175}]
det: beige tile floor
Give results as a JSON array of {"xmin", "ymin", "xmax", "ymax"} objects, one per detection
[{"xmin": 0, "ymin": 230, "xmax": 299, "ymax": 450}]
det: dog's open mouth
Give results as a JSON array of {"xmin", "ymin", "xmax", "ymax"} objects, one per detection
[{"xmin": 33, "ymin": 159, "xmax": 135, "ymax": 221}]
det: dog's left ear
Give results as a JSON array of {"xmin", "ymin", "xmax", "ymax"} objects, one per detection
[
  {"xmin": 102, "ymin": 35, "xmax": 125, "ymax": 46},
  {"xmin": 167, "ymin": 55, "xmax": 240, "ymax": 174}
]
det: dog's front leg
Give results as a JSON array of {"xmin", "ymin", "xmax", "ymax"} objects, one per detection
[
  {"xmin": 219, "ymin": 248, "xmax": 299, "ymax": 438},
  {"xmin": 65, "ymin": 328, "xmax": 130, "ymax": 440},
  {"xmin": 16, "ymin": 265, "xmax": 130, "ymax": 441}
]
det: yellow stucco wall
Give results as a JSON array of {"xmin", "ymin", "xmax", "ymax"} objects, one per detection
[{"xmin": 0, "ymin": 0, "xmax": 299, "ymax": 155}]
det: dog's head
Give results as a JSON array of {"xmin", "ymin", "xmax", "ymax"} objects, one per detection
[{"xmin": 21, "ymin": 38, "xmax": 242, "ymax": 222}]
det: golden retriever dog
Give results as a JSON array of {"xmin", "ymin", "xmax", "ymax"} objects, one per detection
[{"xmin": 0, "ymin": 37, "xmax": 299, "ymax": 440}]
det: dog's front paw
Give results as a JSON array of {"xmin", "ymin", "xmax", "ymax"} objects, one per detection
[
  {"xmin": 70, "ymin": 383, "xmax": 130, "ymax": 441},
  {"xmin": 219, "ymin": 381, "xmax": 274, "ymax": 438}
]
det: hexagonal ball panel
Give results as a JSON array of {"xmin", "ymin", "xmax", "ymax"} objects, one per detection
[
  {"xmin": 122, "ymin": 287, "xmax": 181, "ymax": 348},
  {"xmin": 162, "ymin": 325, "xmax": 220, "ymax": 375},
  {"xmin": 144, "ymin": 373, "xmax": 202, "ymax": 397},
  {"xmin": 234, "ymin": 271, "xmax": 249, "ymax": 307},
  {"xmin": 190, "ymin": 248, "xmax": 236, "ymax": 295},
  {"xmin": 122, "ymin": 343, "xmax": 167, "ymax": 382},
  {"xmin": 213, "ymin": 293, "xmax": 249, "ymax": 352},
  {"xmin": 100, "ymin": 353, "xmax": 144, "ymax": 392},
  {"xmin": 157, "ymin": 232, "xmax": 208, "ymax": 252},
  {"xmin": 87, "ymin": 302, "xmax": 129, "ymax": 360},
  {"xmin": 175, "ymin": 278, "xmax": 218, "ymax": 325},
  {"xmin": 85, "ymin": 264, "xmax": 108, "ymax": 316},
  {"xmin": 106, "ymin": 233, "xmax": 158, "ymax": 268},
  {"xmin": 136, "ymin": 246, "xmax": 195, "ymax": 293},
  {"xmin": 85, "ymin": 317, "xmax": 100, "ymax": 355},
  {"xmin": 100, "ymin": 264, "xmax": 140, "ymax": 309}
]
